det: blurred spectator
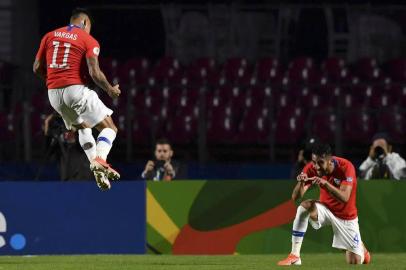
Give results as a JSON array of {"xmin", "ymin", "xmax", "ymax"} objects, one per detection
[
  {"xmin": 41, "ymin": 113, "xmax": 92, "ymax": 181},
  {"xmin": 141, "ymin": 138, "xmax": 184, "ymax": 181},
  {"xmin": 290, "ymin": 137, "xmax": 319, "ymax": 179},
  {"xmin": 359, "ymin": 133, "xmax": 406, "ymax": 180}
]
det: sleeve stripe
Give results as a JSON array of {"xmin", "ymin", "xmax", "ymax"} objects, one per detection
[{"xmin": 341, "ymin": 181, "xmax": 353, "ymax": 186}]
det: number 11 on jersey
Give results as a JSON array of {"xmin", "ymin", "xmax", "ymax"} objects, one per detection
[{"xmin": 49, "ymin": 41, "xmax": 71, "ymax": 69}]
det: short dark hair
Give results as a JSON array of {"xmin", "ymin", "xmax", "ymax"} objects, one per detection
[
  {"xmin": 71, "ymin": 7, "xmax": 93, "ymax": 24},
  {"xmin": 155, "ymin": 138, "xmax": 172, "ymax": 148},
  {"xmin": 312, "ymin": 143, "xmax": 332, "ymax": 158},
  {"xmin": 372, "ymin": 132, "xmax": 391, "ymax": 144}
]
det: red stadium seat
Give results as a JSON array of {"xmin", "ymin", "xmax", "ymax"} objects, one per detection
[
  {"xmin": 321, "ymin": 57, "xmax": 346, "ymax": 79},
  {"xmin": 288, "ymin": 56, "xmax": 314, "ymax": 70},
  {"xmin": 300, "ymin": 92, "xmax": 324, "ymax": 110},
  {"xmin": 376, "ymin": 107, "xmax": 406, "ymax": 143},
  {"xmin": 352, "ymin": 57, "xmax": 387, "ymax": 82},
  {"xmin": 267, "ymin": 68, "xmax": 284, "ymax": 85},
  {"xmin": 274, "ymin": 92, "xmax": 295, "ymax": 110},
  {"xmin": 229, "ymin": 86, "xmax": 250, "ymax": 112},
  {"xmin": 235, "ymin": 106, "xmax": 270, "ymax": 144},
  {"xmin": 222, "ymin": 57, "xmax": 249, "ymax": 82},
  {"xmin": 206, "ymin": 90, "xmax": 228, "ymax": 114},
  {"xmin": 341, "ymin": 91, "xmax": 364, "ymax": 110},
  {"xmin": 353, "ymin": 84, "xmax": 376, "ymax": 98},
  {"xmin": 343, "ymin": 108, "xmax": 377, "ymax": 143},
  {"xmin": 386, "ymin": 58, "xmax": 406, "ymax": 82},
  {"xmin": 165, "ymin": 86, "xmax": 184, "ymax": 108},
  {"xmin": 167, "ymin": 68, "xmax": 186, "ymax": 86},
  {"xmin": 188, "ymin": 57, "xmax": 217, "ymax": 86},
  {"xmin": 192, "ymin": 57, "xmax": 216, "ymax": 71},
  {"xmin": 256, "ymin": 57, "xmax": 279, "ymax": 72},
  {"xmin": 132, "ymin": 113, "xmax": 160, "ymax": 145},
  {"xmin": 250, "ymin": 86, "xmax": 276, "ymax": 101},
  {"xmin": 99, "ymin": 57, "xmax": 119, "ymax": 81},
  {"xmin": 119, "ymin": 58, "xmax": 150, "ymax": 84},
  {"xmin": 156, "ymin": 56, "xmax": 180, "ymax": 71},
  {"xmin": 143, "ymin": 90, "xmax": 164, "ymax": 116},
  {"xmin": 286, "ymin": 67, "xmax": 321, "ymax": 85},
  {"xmin": 207, "ymin": 105, "xmax": 236, "ymax": 144},
  {"xmin": 121, "ymin": 58, "xmax": 150, "ymax": 74},
  {"xmin": 132, "ymin": 91, "xmax": 146, "ymax": 112},
  {"xmin": 167, "ymin": 114, "xmax": 198, "ymax": 145},
  {"xmin": 274, "ymin": 113, "xmax": 306, "ymax": 144},
  {"xmin": 369, "ymin": 92, "xmax": 394, "ymax": 109},
  {"xmin": 132, "ymin": 113, "xmax": 150, "ymax": 145},
  {"xmin": 207, "ymin": 70, "xmax": 227, "ymax": 88},
  {"xmin": 310, "ymin": 107, "xmax": 338, "ymax": 143},
  {"xmin": 384, "ymin": 85, "xmax": 406, "ymax": 107},
  {"xmin": 151, "ymin": 57, "xmax": 181, "ymax": 84}
]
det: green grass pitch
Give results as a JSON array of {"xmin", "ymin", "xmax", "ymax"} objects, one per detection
[{"xmin": 0, "ymin": 253, "xmax": 405, "ymax": 270}]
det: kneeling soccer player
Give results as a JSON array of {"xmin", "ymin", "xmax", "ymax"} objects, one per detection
[{"xmin": 278, "ymin": 143, "xmax": 371, "ymax": 265}]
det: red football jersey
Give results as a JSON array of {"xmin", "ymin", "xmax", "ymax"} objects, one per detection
[
  {"xmin": 302, "ymin": 156, "xmax": 358, "ymax": 220},
  {"xmin": 35, "ymin": 25, "xmax": 100, "ymax": 89}
]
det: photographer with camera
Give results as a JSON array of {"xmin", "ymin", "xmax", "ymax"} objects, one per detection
[
  {"xmin": 141, "ymin": 139, "xmax": 183, "ymax": 181},
  {"xmin": 42, "ymin": 113, "xmax": 92, "ymax": 181},
  {"xmin": 359, "ymin": 133, "xmax": 406, "ymax": 180}
]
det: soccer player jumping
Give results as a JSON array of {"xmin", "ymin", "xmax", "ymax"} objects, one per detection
[
  {"xmin": 33, "ymin": 8, "xmax": 120, "ymax": 190},
  {"xmin": 278, "ymin": 143, "xmax": 371, "ymax": 265}
]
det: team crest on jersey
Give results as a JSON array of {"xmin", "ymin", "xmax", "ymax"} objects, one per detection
[
  {"xmin": 333, "ymin": 178, "xmax": 341, "ymax": 185},
  {"xmin": 346, "ymin": 177, "xmax": 353, "ymax": 182},
  {"xmin": 93, "ymin": 47, "xmax": 100, "ymax": 56}
]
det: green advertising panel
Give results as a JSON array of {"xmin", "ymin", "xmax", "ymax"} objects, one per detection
[{"xmin": 147, "ymin": 180, "xmax": 406, "ymax": 254}]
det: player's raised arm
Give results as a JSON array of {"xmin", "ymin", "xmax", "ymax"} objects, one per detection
[{"xmin": 86, "ymin": 56, "xmax": 120, "ymax": 98}]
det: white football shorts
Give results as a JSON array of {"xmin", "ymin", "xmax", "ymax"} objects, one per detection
[
  {"xmin": 309, "ymin": 202, "xmax": 364, "ymax": 262},
  {"xmin": 48, "ymin": 85, "xmax": 113, "ymax": 130}
]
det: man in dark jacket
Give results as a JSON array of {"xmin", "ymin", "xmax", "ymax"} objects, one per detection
[{"xmin": 141, "ymin": 138, "xmax": 184, "ymax": 181}]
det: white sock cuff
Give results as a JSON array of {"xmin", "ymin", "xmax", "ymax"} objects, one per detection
[
  {"xmin": 292, "ymin": 205, "xmax": 310, "ymax": 239},
  {"xmin": 79, "ymin": 128, "xmax": 92, "ymax": 135},
  {"xmin": 97, "ymin": 128, "xmax": 116, "ymax": 145}
]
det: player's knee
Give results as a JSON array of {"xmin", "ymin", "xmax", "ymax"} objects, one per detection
[
  {"xmin": 74, "ymin": 122, "xmax": 90, "ymax": 129},
  {"xmin": 300, "ymin": 200, "xmax": 314, "ymax": 210},
  {"xmin": 295, "ymin": 205, "xmax": 309, "ymax": 220}
]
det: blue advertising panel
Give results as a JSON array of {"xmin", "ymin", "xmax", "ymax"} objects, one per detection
[{"xmin": 0, "ymin": 181, "xmax": 146, "ymax": 254}]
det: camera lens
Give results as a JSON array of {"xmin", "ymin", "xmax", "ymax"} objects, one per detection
[{"xmin": 374, "ymin": 146, "xmax": 385, "ymax": 160}]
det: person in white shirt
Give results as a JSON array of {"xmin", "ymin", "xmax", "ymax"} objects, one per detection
[{"xmin": 359, "ymin": 133, "xmax": 406, "ymax": 180}]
